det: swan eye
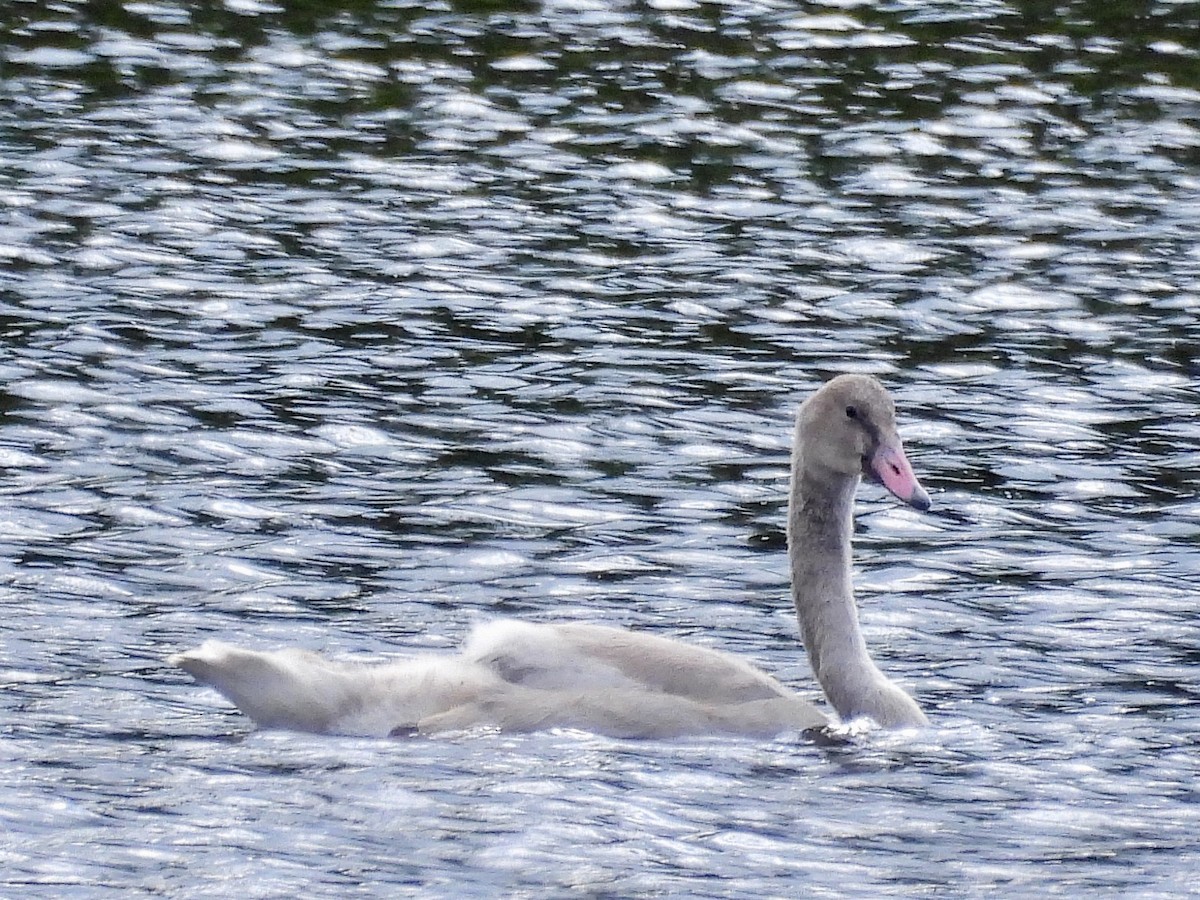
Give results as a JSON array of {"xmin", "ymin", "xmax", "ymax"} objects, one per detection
[{"xmin": 845, "ymin": 405, "xmax": 858, "ymax": 420}]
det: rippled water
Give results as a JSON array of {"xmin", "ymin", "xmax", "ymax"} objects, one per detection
[{"xmin": 2, "ymin": 0, "xmax": 1199, "ymax": 895}]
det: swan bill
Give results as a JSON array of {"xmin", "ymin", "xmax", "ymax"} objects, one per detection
[{"xmin": 868, "ymin": 443, "xmax": 931, "ymax": 511}]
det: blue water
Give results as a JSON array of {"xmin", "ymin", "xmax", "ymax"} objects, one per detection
[{"xmin": 2, "ymin": 0, "xmax": 1199, "ymax": 895}]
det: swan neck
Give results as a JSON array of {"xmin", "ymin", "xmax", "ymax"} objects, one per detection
[
  {"xmin": 788, "ymin": 446, "xmax": 926, "ymax": 727},
  {"xmin": 788, "ymin": 463, "xmax": 866, "ymax": 685}
]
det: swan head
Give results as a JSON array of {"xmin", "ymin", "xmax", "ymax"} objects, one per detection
[{"xmin": 799, "ymin": 374, "xmax": 931, "ymax": 511}]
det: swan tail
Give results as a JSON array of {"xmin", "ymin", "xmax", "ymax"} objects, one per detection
[{"xmin": 170, "ymin": 640, "xmax": 350, "ymax": 733}]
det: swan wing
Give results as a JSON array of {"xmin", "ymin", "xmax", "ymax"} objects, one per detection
[{"xmin": 463, "ymin": 620, "xmax": 800, "ymax": 705}]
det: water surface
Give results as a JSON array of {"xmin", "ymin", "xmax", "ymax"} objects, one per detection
[{"xmin": 1, "ymin": 0, "xmax": 1199, "ymax": 895}]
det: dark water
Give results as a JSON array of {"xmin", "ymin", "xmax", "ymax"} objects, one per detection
[{"xmin": 2, "ymin": 0, "xmax": 1199, "ymax": 895}]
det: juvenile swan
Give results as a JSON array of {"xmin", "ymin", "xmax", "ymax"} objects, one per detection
[{"xmin": 171, "ymin": 374, "xmax": 932, "ymax": 738}]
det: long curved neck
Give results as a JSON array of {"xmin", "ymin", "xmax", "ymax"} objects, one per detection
[{"xmin": 788, "ymin": 441, "xmax": 926, "ymax": 727}]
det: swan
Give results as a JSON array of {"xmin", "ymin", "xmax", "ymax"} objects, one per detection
[{"xmin": 171, "ymin": 374, "xmax": 932, "ymax": 738}]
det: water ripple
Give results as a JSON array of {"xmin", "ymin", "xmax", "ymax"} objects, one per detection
[{"xmin": 2, "ymin": 0, "xmax": 1199, "ymax": 895}]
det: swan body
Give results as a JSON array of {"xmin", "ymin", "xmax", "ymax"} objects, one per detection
[
  {"xmin": 172, "ymin": 374, "xmax": 932, "ymax": 737},
  {"xmin": 174, "ymin": 622, "xmax": 824, "ymax": 738}
]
